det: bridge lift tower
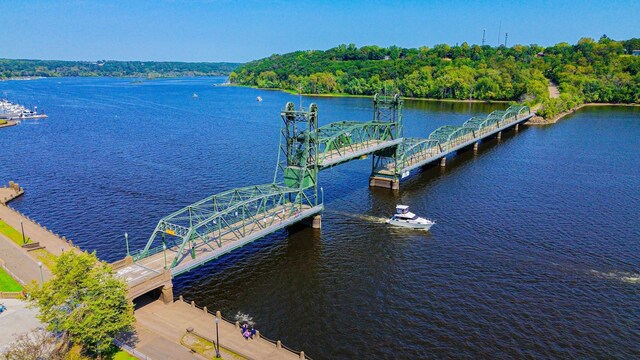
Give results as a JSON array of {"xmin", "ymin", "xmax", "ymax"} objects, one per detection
[
  {"xmin": 369, "ymin": 94, "xmax": 404, "ymax": 190},
  {"xmin": 275, "ymin": 101, "xmax": 322, "ymax": 227}
]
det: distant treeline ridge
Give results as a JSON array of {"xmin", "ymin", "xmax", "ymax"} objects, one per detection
[
  {"xmin": 0, "ymin": 59, "xmax": 240, "ymax": 79},
  {"xmin": 230, "ymin": 37, "xmax": 640, "ymax": 118}
]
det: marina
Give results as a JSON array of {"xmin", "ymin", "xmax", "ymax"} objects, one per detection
[{"xmin": 0, "ymin": 99, "xmax": 47, "ymax": 120}]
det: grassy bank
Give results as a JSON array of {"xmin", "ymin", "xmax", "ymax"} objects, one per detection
[
  {"xmin": 0, "ymin": 218, "xmax": 57, "ymax": 269},
  {"xmin": 0, "ymin": 219, "xmax": 31, "ymax": 245},
  {"xmin": 0, "ymin": 266, "xmax": 22, "ymax": 291}
]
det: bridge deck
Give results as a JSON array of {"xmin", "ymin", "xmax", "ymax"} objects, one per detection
[
  {"xmin": 319, "ymin": 138, "xmax": 402, "ymax": 168},
  {"xmin": 376, "ymin": 113, "xmax": 534, "ymax": 177},
  {"xmin": 117, "ymin": 203, "xmax": 323, "ymax": 288}
]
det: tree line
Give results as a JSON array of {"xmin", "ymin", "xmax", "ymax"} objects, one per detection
[
  {"xmin": 230, "ymin": 37, "xmax": 640, "ymax": 118},
  {"xmin": 0, "ymin": 59, "xmax": 240, "ymax": 79}
]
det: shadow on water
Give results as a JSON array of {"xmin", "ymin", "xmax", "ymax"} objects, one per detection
[{"xmin": 397, "ymin": 123, "xmax": 527, "ymax": 193}]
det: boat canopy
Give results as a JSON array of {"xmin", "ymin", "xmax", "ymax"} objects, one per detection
[{"xmin": 396, "ymin": 205, "xmax": 409, "ymax": 214}]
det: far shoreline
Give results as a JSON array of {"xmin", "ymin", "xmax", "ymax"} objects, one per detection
[
  {"xmin": 228, "ymin": 83, "xmax": 511, "ymax": 104},
  {"xmin": 530, "ymin": 102, "xmax": 640, "ymax": 126}
]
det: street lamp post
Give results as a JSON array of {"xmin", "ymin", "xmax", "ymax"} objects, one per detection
[
  {"xmin": 125, "ymin": 232, "xmax": 130, "ymax": 257},
  {"xmin": 215, "ymin": 317, "xmax": 221, "ymax": 358},
  {"xmin": 163, "ymin": 243, "xmax": 167, "ymax": 270},
  {"xmin": 20, "ymin": 220, "xmax": 26, "ymax": 244},
  {"xmin": 37, "ymin": 261, "xmax": 43, "ymax": 285}
]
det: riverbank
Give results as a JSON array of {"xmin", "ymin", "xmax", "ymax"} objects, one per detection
[
  {"xmin": 528, "ymin": 102, "xmax": 640, "ymax": 125},
  {"xmin": 230, "ymin": 84, "xmax": 512, "ymax": 103},
  {"xmin": 0, "ymin": 77, "xmax": 45, "ymax": 81},
  {"xmin": 0, "ymin": 120, "xmax": 17, "ymax": 129}
]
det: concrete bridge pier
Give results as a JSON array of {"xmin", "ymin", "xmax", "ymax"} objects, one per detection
[
  {"xmin": 311, "ymin": 214, "xmax": 321, "ymax": 229},
  {"xmin": 161, "ymin": 283, "xmax": 174, "ymax": 304},
  {"xmin": 497, "ymin": 131, "xmax": 502, "ymax": 140},
  {"xmin": 439, "ymin": 157, "xmax": 446, "ymax": 167},
  {"xmin": 302, "ymin": 214, "xmax": 322, "ymax": 229},
  {"xmin": 515, "ymin": 123, "xmax": 520, "ymax": 131},
  {"xmin": 473, "ymin": 142, "xmax": 479, "ymax": 152},
  {"xmin": 369, "ymin": 176, "xmax": 400, "ymax": 190}
]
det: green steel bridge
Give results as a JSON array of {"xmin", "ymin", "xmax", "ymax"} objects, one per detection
[
  {"xmin": 114, "ymin": 95, "xmax": 532, "ymax": 301},
  {"xmin": 370, "ymin": 105, "xmax": 533, "ymax": 189}
]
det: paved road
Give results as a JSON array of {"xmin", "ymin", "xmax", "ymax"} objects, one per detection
[{"xmin": 0, "ymin": 299, "xmax": 44, "ymax": 353}]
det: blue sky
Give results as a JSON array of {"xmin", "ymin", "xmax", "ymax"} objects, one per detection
[{"xmin": 1, "ymin": 0, "xmax": 638, "ymax": 63}]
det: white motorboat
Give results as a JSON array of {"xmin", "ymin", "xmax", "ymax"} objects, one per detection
[
  {"xmin": 257, "ymin": 96, "xmax": 263, "ymax": 102},
  {"xmin": 386, "ymin": 205, "xmax": 435, "ymax": 230}
]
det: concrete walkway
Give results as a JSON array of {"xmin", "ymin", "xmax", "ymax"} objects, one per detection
[
  {"xmin": 130, "ymin": 321, "xmax": 207, "ymax": 360},
  {"xmin": 0, "ymin": 203, "xmax": 78, "ymax": 257},
  {"xmin": 0, "ymin": 233, "xmax": 52, "ymax": 284},
  {"xmin": 0, "ymin": 183, "xmax": 23, "ymax": 205},
  {"xmin": 0, "ymin": 182, "xmax": 77, "ymax": 284},
  {"xmin": 135, "ymin": 300, "xmax": 304, "ymax": 360},
  {"xmin": 0, "ymin": 299, "xmax": 44, "ymax": 353}
]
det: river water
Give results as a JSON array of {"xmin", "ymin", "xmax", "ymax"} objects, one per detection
[{"xmin": 1, "ymin": 77, "xmax": 638, "ymax": 358}]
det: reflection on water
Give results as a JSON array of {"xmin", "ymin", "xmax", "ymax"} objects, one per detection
[{"xmin": 1, "ymin": 78, "xmax": 638, "ymax": 359}]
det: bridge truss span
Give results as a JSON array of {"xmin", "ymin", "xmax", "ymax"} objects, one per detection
[
  {"xmin": 316, "ymin": 121, "xmax": 401, "ymax": 168},
  {"xmin": 372, "ymin": 105, "xmax": 534, "ymax": 186},
  {"xmin": 132, "ymin": 183, "xmax": 322, "ymax": 276}
]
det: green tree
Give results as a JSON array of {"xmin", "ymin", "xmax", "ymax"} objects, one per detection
[
  {"xmin": 229, "ymin": 38, "xmax": 640, "ymax": 117},
  {"xmin": 26, "ymin": 251, "xmax": 134, "ymax": 356}
]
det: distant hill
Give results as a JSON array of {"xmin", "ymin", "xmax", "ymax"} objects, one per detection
[
  {"xmin": 231, "ymin": 37, "xmax": 640, "ymax": 118},
  {"xmin": 0, "ymin": 59, "xmax": 240, "ymax": 79}
]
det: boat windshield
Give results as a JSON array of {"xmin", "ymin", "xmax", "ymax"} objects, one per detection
[{"xmin": 394, "ymin": 213, "xmax": 417, "ymax": 220}]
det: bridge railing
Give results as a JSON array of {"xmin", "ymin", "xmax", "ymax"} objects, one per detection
[
  {"xmin": 392, "ymin": 104, "xmax": 533, "ymax": 176},
  {"xmin": 316, "ymin": 121, "xmax": 396, "ymax": 167},
  {"xmin": 131, "ymin": 236, "xmax": 182, "ymax": 261},
  {"xmin": 397, "ymin": 138, "xmax": 441, "ymax": 171},
  {"xmin": 134, "ymin": 184, "xmax": 320, "ymax": 265}
]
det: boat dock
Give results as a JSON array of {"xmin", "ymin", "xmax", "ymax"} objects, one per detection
[{"xmin": 0, "ymin": 99, "xmax": 47, "ymax": 120}]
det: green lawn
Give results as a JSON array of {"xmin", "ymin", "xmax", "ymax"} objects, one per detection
[
  {"xmin": 0, "ymin": 266, "xmax": 22, "ymax": 292},
  {"xmin": 0, "ymin": 219, "xmax": 31, "ymax": 245},
  {"xmin": 32, "ymin": 248, "xmax": 57, "ymax": 270},
  {"xmin": 0, "ymin": 219, "xmax": 57, "ymax": 270},
  {"xmin": 112, "ymin": 350, "xmax": 137, "ymax": 360}
]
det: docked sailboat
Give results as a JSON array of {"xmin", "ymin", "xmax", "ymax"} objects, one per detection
[{"xmin": 386, "ymin": 205, "xmax": 435, "ymax": 230}]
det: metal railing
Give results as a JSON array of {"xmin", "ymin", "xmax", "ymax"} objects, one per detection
[{"xmin": 176, "ymin": 296, "xmax": 314, "ymax": 360}]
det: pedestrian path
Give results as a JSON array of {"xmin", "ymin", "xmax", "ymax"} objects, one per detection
[
  {"xmin": 134, "ymin": 299, "xmax": 305, "ymax": 360},
  {"xmin": 0, "ymin": 299, "xmax": 43, "ymax": 353}
]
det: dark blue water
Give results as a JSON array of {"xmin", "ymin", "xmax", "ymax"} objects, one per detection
[{"xmin": 1, "ymin": 78, "xmax": 639, "ymax": 358}]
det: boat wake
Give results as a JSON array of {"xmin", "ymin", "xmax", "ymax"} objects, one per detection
[
  {"xmin": 325, "ymin": 210, "xmax": 387, "ymax": 224},
  {"xmin": 589, "ymin": 270, "xmax": 640, "ymax": 284}
]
